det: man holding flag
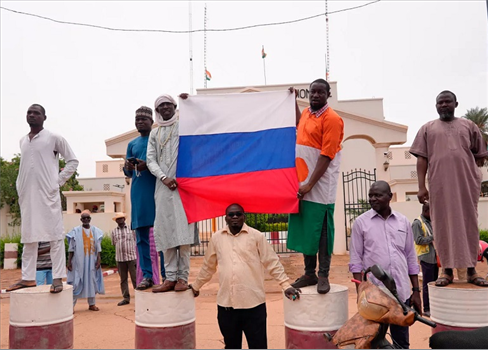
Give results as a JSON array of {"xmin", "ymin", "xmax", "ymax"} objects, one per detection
[
  {"xmin": 287, "ymin": 79, "xmax": 344, "ymax": 294},
  {"xmin": 146, "ymin": 94, "xmax": 199, "ymax": 293}
]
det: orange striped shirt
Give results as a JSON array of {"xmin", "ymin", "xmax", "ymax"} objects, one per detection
[{"xmin": 297, "ymin": 106, "xmax": 344, "ymax": 159}]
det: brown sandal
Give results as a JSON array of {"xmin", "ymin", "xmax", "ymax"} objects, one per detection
[
  {"xmin": 435, "ymin": 273, "xmax": 454, "ymax": 287},
  {"xmin": 88, "ymin": 305, "xmax": 100, "ymax": 311},
  {"xmin": 467, "ymin": 274, "xmax": 488, "ymax": 287}
]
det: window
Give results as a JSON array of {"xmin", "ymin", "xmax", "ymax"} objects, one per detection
[
  {"xmin": 387, "ymin": 152, "xmax": 392, "ymax": 160},
  {"xmin": 102, "ymin": 164, "xmax": 108, "ymax": 173},
  {"xmin": 410, "ymin": 171, "xmax": 418, "ymax": 179},
  {"xmin": 103, "ymin": 184, "xmax": 110, "ymax": 191},
  {"xmin": 404, "ymin": 151, "xmax": 411, "ymax": 159},
  {"xmin": 119, "ymin": 164, "xmax": 124, "ymax": 172}
]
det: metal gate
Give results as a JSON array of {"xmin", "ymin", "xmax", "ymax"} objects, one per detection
[
  {"xmin": 192, "ymin": 213, "xmax": 293, "ymax": 256},
  {"xmin": 342, "ymin": 169, "xmax": 376, "ymax": 250}
]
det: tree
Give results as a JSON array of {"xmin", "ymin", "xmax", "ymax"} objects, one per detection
[
  {"xmin": 463, "ymin": 107, "xmax": 488, "ymax": 144},
  {"xmin": 0, "ymin": 155, "xmax": 83, "ymax": 227},
  {"xmin": 463, "ymin": 107, "xmax": 488, "ymax": 167},
  {"xmin": 0, "ymin": 155, "xmax": 21, "ymax": 226}
]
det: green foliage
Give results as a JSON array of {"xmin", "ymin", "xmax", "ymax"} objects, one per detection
[
  {"xmin": 0, "ymin": 155, "xmax": 21, "ymax": 226},
  {"xmin": 0, "ymin": 234, "xmax": 23, "ymax": 268},
  {"xmin": 264, "ymin": 222, "xmax": 288, "ymax": 232},
  {"xmin": 245, "ymin": 214, "xmax": 288, "ymax": 232},
  {"xmin": 480, "ymin": 229, "xmax": 488, "ymax": 243},
  {"xmin": 1, "ymin": 234, "xmax": 117, "ymax": 268},
  {"xmin": 0, "ymin": 156, "xmax": 83, "ymax": 226},
  {"xmin": 246, "ymin": 214, "xmax": 269, "ymax": 231},
  {"xmin": 59, "ymin": 159, "xmax": 84, "ymax": 211},
  {"xmin": 100, "ymin": 235, "xmax": 117, "ymax": 267},
  {"xmin": 463, "ymin": 107, "xmax": 488, "ymax": 144}
]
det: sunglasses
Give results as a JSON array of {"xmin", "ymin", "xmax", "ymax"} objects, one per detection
[
  {"xmin": 81, "ymin": 217, "xmax": 91, "ymax": 220},
  {"xmin": 227, "ymin": 211, "xmax": 243, "ymax": 218}
]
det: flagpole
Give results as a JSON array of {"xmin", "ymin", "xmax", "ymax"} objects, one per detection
[{"xmin": 262, "ymin": 45, "xmax": 267, "ymax": 85}]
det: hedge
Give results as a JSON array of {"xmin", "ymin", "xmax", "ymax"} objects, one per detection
[{"xmin": 0, "ymin": 233, "xmax": 117, "ymax": 268}]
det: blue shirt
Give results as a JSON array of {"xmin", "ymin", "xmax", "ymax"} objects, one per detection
[{"xmin": 124, "ymin": 136, "xmax": 156, "ymax": 229}]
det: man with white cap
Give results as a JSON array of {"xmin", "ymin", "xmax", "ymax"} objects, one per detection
[
  {"xmin": 147, "ymin": 94, "xmax": 199, "ymax": 293},
  {"xmin": 111, "ymin": 212, "xmax": 137, "ymax": 306}
]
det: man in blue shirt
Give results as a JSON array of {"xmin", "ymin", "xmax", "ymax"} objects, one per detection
[{"xmin": 124, "ymin": 106, "xmax": 162, "ymax": 290}]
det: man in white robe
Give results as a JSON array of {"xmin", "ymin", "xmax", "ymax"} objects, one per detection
[
  {"xmin": 147, "ymin": 94, "xmax": 199, "ymax": 293},
  {"xmin": 7, "ymin": 104, "xmax": 78, "ymax": 293}
]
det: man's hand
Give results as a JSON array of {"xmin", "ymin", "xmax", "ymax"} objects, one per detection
[
  {"xmin": 189, "ymin": 284, "xmax": 199, "ymax": 297},
  {"xmin": 297, "ymin": 183, "xmax": 313, "ymax": 199},
  {"xmin": 288, "ymin": 87, "xmax": 298, "ymax": 98},
  {"xmin": 417, "ymin": 187, "xmax": 429, "ymax": 204},
  {"xmin": 410, "ymin": 291, "xmax": 422, "ymax": 315},
  {"xmin": 179, "ymin": 93, "xmax": 189, "ymax": 100},
  {"xmin": 162, "ymin": 177, "xmax": 178, "ymax": 191},
  {"xmin": 95, "ymin": 258, "xmax": 101, "ymax": 270},
  {"xmin": 125, "ymin": 159, "xmax": 135, "ymax": 171},
  {"xmin": 136, "ymin": 159, "xmax": 148, "ymax": 172},
  {"xmin": 284, "ymin": 287, "xmax": 301, "ymax": 301},
  {"xmin": 67, "ymin": 261, "xmax": 72, "ymax": 271}
]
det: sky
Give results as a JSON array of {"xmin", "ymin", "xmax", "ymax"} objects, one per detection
[{"xmin": 1, "ymin": 1, "xmax": 487, "ymax": 177}]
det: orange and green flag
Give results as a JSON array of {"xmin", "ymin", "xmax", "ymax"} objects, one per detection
[
  {"xmin": 205, "ymin": 70, "xmax": 212, "ymax": 81},
  {"xmin": 262, "ymin": 46, "xmax": 267, "ymax": 59}
]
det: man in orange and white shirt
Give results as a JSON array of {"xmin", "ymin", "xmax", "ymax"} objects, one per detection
[{"xmin": 287, "ymin": 79, "xmax": 344, "ymax": 294}]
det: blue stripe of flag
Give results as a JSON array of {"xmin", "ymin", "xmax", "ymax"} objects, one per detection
[{"xmin": 177, "ymin": 127, "xmax": 296, "ymax": 178}]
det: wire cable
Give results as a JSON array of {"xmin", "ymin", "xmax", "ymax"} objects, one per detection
[{"xmin": 0, "ymin": 1, "xmax": 380, "ymax": 34}]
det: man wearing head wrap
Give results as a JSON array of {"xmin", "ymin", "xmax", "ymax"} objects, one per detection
[
  {"xmin": 147, "ymin": 94, "xmax": 199, "ymax": 293},
  {"xmin": 123, "ymin": 106, "xmax": 162, "ymax": 290}
]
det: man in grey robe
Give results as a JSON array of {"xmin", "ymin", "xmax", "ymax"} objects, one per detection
[
  {"xmin": 147, "ymin": 94, "xmax": 199, "ymax": 293},
  {"xmin": 410, "ymin": 90, "xmax": 488, "ymax": 287},
  {"xmin": 7, "ymin": 104, "xmax": 78, "ymax": 293}
]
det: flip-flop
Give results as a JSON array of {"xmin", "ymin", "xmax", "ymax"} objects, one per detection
[
  {"xmin": 467, "ymin": 274, "xmax": 488, "ymax": 287},
  {"xmin": 50, "ymin": 283, "xmax": 63, "ymax": 293},
  {"xmin": 435, "ymin": 273, "xmax": 453, "ymax": 287},
  {"xmin": 6, "ymin": 281, "xmax": 36, "ymax": 292}
]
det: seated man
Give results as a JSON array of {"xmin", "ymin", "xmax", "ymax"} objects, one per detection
[
  {"xmin": 349, "ymin": 181, "xmax": 421, "ymax": 349},
  {"xmin": 190, "ymin": 203, "xmax": 300, "ymax": 349}
]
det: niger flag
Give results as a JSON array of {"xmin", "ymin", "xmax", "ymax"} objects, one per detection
[{"xmin": 205, "ymin": 70, "xmax": 212, "ymax": 81}]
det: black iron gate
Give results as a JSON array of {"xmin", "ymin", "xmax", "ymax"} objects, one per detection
[
  {"xmin": 193, "ymin": 213, "xmax": 292, "ymax": 256},
  {"xmin": 342, "ymin": 168, "xmax": 376, "ymax": 250}
]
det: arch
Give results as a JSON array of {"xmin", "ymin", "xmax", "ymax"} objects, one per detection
[{"xmin": 343, "ymin": 134, "xmax": 377, "ymax": 145}]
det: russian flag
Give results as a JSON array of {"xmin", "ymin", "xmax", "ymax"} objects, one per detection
[{"xmin": 177, "ymin": 90, "xmax": 299, "ymax": 223}]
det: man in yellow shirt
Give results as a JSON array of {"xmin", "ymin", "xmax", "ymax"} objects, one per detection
[{"xmin": 190, "ymin": 203, "xmax": 300, "ymax": 349}]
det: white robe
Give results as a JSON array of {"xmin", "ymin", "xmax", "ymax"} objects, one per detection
[
  {"xmin": 16, "ymin": 129, "xmax": 78, "ymax": 243},
  {"xmin": 146, "ymin": 122, "xmax": 198, "ymax": 251}
]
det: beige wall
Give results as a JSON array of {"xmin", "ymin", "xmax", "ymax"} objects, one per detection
[{"xmin": 95, "ymin": 160, "xmax": 126, "ymax": 178}]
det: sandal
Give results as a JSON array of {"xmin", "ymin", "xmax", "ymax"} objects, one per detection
[
  {"xmin": 467, "ymin": 274, "xmax": 488, "ymax": 287},
  {"xmin": 6, "ymin": 280, "xmax": 36, "ymax": 292},
  {"xmin": 88, "ymin": 305, "xmax": 100, "ymax": 311},
  {"xmin": 136, "ymin": 277, "xmax": 154, "ymax": 290},
  {"xmin": 50, "ymin": 280, "xmax": 63, "ymax": 294},
  {"xmin": 435, "ymin": 273, "xmax": 454, "ymax": 287}
]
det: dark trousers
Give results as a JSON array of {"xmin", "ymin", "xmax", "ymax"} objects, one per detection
[
  {"xmin": 389, "ymin": 297, "xmax": 411, "ymax": 348},
  {"xmin": 136, "ymin": 226, "xmax": 153, "ymax": 280},
  {"xmin": 420, "ymin": 260, "xmax": 439, "ymax": 312},
  {"xmin": 304, "ymin": 213, "xmax": 331, "ymax": 278},
  {"xmin": 117, "ymin": 260, "xmax": 136, "ymax": 301},
  {"xmin": 217, "ymin": 303, "xmax": 267, "ymax": 349}
]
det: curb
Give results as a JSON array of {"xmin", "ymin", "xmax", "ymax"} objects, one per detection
[{"xmin": 1, "ymin": 269, "xmax": 119, "ymax": 294}]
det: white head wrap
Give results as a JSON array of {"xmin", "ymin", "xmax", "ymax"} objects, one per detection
[{"xmin": 154, "ymin": 94, "xmax": 177, "ymax": 126}]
